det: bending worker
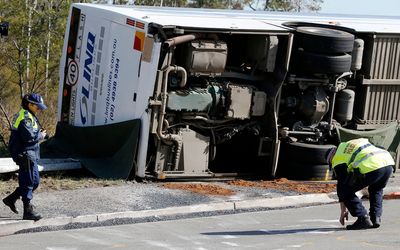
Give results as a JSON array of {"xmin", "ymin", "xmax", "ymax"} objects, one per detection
[
  {"xmin": 3, "ymin": 93, "xmax": 47, "ymax": 221},
  {"xmin": 326, "ymin": 138, "xmax": 394, "ymax": 230}
]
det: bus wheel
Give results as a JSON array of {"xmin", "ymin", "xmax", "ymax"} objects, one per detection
[
  {"xmin": 295, "ymin": 26, "xmax": 355, "ymax": 54},
  {"xmin": 281, "ymin": 162, "xmax": 332, "ymax": 181},
  {"xmin": 291, "ymin": 51, "xmax": 352, "ymax": 74},
  {"xmin": 277, "ymin": 142, "xmax": 335, "ymax": 180}
]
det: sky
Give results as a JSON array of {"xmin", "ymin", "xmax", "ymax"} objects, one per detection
[{"xmin": 319, "ymin": 0, "xmax": 400, "ymax": 16}]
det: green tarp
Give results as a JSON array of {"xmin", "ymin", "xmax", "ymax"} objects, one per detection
[
  {"xmin": 41, "ymin": 119, "xmax": 141, "ymax": 179},
  {"xmin": 335, "ymin": 122, "xmax": 400, "ymax": 155}
]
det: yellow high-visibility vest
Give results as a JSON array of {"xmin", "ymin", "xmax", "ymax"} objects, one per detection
[
  {"xmin": 11, "ymin": 108, "xmax": 38, "ymax": 131},
  {"xmin": 332, "ymin": 138, "xmax": 394, "ymax": 174}
]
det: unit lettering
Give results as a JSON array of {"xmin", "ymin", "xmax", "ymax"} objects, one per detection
[{"xmin": 79, "ymin": 31, "xmax": 96, "ymax": 124}]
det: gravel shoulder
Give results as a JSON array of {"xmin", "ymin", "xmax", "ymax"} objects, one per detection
[{"xmin": 1, "ymin": 170, "xmax": 337, "ymax": 220}]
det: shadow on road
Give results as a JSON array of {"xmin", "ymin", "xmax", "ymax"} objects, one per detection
[{"xmin": 202, "ymin": 227, "xmax": 343, "ymax": 236}]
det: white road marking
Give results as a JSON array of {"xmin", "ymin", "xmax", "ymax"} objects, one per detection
[
  {"xmin": 222, "ymin": 235, "xmax": 238, "ymax": 239},
  {"xmin": 46, "ymin": 248, "xmax": 78, "ymax": 250},
  {"xmin": 288, "ymin": 244, "xmax": 304, "ymax": 248},
  {"xmin": 301, "ymin": 219, "xmax": 338, "ymax": 223},
  {"xmin": 222, "ymin": 241, "xmax": 239, "ymax": 247}
]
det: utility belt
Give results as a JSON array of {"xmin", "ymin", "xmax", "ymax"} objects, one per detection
[
  {"xmin": 344, "ymin": 168, "xmax": 365, "ymax": 187},
  {"xmin": 16, "ymin": 152, "xmax": 35, "ymax": 170},
  {"xmin": 344, "ymin": 165, "xmax": 393, "ymax": 187}
]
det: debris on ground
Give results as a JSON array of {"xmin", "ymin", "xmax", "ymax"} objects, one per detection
[
  {"xmin": 227, "ymin": 178, "xmax": 336, "ymax": 194},
  {"xmin": 384, "ymin": 192, "xmax": 400, "ymax": 200},
  {"xmin": 162, "ymin": 183, "xmax": 235, "ymax": 196},
  {"xmin": 161, "ymin": 178, "xmax": 336, "ymax": 196}
]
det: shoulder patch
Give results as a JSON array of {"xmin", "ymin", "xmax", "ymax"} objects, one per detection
[
  {"xmin": 11, "ymin": 113, "xmax": 19, "ymax": 125},
  {"xmin": 25, "ymin": 118, "xmax": 33, "ymax": 128}
]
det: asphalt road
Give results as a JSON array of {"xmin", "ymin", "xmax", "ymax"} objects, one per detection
[{"xmin": 1, "ymin": 200, "xmax": 399, "ymax": 250}]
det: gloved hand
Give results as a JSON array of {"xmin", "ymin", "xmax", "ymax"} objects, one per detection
[
  {"xmin": 40, "ymin": 130, "xmax": 48, "ymax": 140},
  {"xmin": 340, "ymin": 210, "xmax": 349, "ymax": 226},
  {"xmin": 339, "ymin": 202, "xmax": 349, "ymax": 226}
]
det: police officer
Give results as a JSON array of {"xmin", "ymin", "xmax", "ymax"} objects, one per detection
[
  {"xmin": 326, "ymin": 138, "xmax": 394, "ymax": 230},
  {"xmin": 2, "ymin": 93, "xmax": 47, "ymax": 221}
]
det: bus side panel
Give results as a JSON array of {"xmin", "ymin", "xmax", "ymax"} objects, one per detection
[
  {"xmin": 60, "ymin": 7, "xmax": 153, "ymax": 127},
  {"xmin": 93, "ymin": 21, "xmax": 143, "ymax": 126}
]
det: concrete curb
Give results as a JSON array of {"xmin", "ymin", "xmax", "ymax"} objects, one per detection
[
  {"xmin": 1, "ymin": 183, "xmax": 399, "ymax": 237},
  {"xmin": 384, "ymin": 186, "xmax": 400, "ymax": 193},
  {"xmin": 234, "ymin": 193, "xmax": 337, "ymax": 210},
  {"xmin": 0, "ymin": 193, "xmax": 337, "ymax": 237}
]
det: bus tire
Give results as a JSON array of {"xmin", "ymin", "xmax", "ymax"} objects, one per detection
[
  {"xmin": 282, "ymin": 162, "xmax": 332, "ymax": 181},
  {"xmin": 295, "ymin": 26, "xmax": 355, "ymax": 54},
  {"xmin": 281, "ymin": 141, "xmax": 336, "ymax": 165},
  {"xmin": 291, "ymin": 51, "xmax": 352, "ymax": 74}
]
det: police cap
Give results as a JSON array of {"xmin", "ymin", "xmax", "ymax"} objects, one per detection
[{"xmin": 26, "ymin": 93, "xmax": 47, "ymax": 110}]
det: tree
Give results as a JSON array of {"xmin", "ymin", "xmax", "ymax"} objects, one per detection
[
  {"xmin": 93, "ymin": 0, "xmax": 323, "ymax": 11},
  {"xmin": 129, "ymin": 0, "xmax": 252, "ymax": 9},
  {"xmin": 133, "ymin": 0, "xmax": 189, "ymax": 7},
  {"xmin": 263, "ymin": 0, "xmax": 323, "ymax": 12},
  {"xmin": 148, "ymin": 0, "xmax": 323, "ymax": 11},
  {"xmin": 0, "ymin": 0, "xmax": 74, "ymax": 156},
  {"xmin": 185, "ymin": 0, "xmax": 252, "ymax": 9}
]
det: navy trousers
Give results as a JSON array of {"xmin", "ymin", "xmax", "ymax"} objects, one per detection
[
  {"xmin": 337, "ymin": 165, "xmax": 393, "ymax": 218},
  {"xmin": 15, "ymin": 157, "xmax": 40, "ymax": 203}
]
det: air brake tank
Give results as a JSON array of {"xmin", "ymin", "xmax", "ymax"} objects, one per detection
[
  {"xmin": 351, "ymin": 39, "xmax": 364, "ymax": 71},
  {"xmin": 334, "ymin": 89, "xmax": 355, "ymax": 122}
]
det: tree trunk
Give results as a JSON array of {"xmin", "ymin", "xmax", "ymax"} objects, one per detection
[
  {"xmin": 26, "ymin": 0, "xmax": 31, "ymax": 86},
  {"xmin": 45, "ymin": 0, "xmax": 53, "ymax": 98},
  {"xmin": 26, "ymin": 0, "xmax": 38, "ymax": 91},
  {"xmin": 13, "ymin": 40, "xmax": 25, "ymax": 97},
  {"xmin": 0, "ymin": 99, "xmax": 11, "ymax": 148}
]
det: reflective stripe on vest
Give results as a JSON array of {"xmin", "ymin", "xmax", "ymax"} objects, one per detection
[
  {"xmin": 332, "ymin": 139, "xmax": 395, "ymax": 174},
  {"xmin": 353, "ymin": 149, "xmax": 394, "ymax": 174},
  {"xmin": 348, "ymin": 143, "xmax": 372, "ymax": 165},
  {"xmin": 332, "ymin": 139, "xmax": 370, "ymax": 169},
  {"xmin": 350, "ymin": 150, "xmax": 388, "ymax": 169},
  {"xmin": 11, "ymin": 108, "xmax": 37, "ymax": 130}
]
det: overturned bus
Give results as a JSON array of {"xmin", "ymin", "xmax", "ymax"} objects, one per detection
[{"xmin": 56, "ymin": 4, "xmax": 400, "ymax": 179}]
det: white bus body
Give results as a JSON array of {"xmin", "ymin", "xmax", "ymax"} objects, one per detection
[{"xmin": 58, "ymin": 4, "xmax": 400, "ymax": 179}]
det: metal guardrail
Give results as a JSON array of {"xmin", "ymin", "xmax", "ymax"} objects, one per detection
[{"xmin": 0, "ymin": 158, "xmax": 81, "ymax": 174}]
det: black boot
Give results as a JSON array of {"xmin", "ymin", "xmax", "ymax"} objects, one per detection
[
  {"xmin": 23, "ymin": 202, "xmax": 42, "ymax": 221},
  {"xmin": 3, "ymin": 191, "xmax": 20, "ymax": 214},
  {"xmin": 346, "ymin": 215, "xmax": 373, "ymax": 230},
  {"xmin": 370, "ymin": 215, "xmax": 381, "ymax": 228}
]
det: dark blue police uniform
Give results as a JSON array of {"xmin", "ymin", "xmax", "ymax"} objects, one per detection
[
  {"xmin": 3, "ymin": 93, "xmax": 47, "ymax": 220},
  {"xmin": 8, "ymin": 108, "xmax": 44, "ymax": 202}
]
